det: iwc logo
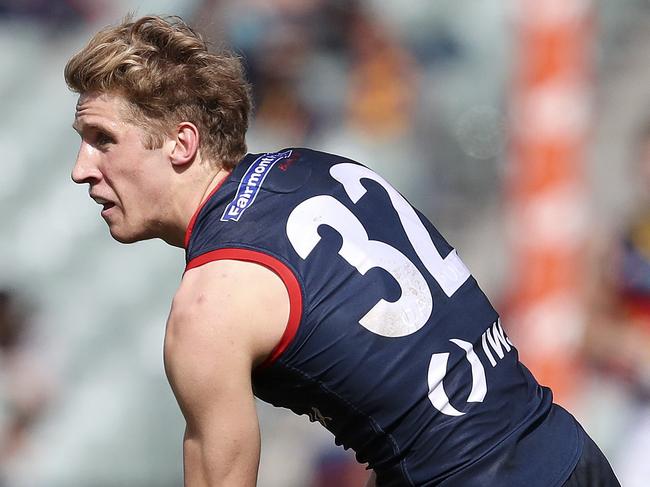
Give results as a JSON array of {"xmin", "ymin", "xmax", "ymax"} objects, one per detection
[
  {"xmin": 427, "ymin": 320, "xmax": 514, "ymax": 417},
  {"xmin": 427, "ymin": 339, "xmax": 487, "ymax": 417}
]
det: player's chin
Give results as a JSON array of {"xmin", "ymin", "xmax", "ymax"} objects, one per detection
[{"xmin": 108, "ymin": 224, "xmax": 150, "ymax": 244}]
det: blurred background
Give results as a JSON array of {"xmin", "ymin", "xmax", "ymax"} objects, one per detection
[{"xmin": 1, "ymin": 0, "xmax": 649, "ymax": 485}]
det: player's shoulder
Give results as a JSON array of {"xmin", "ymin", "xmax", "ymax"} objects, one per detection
[{"xmin": 170, "ymin": 258, "xmax": 289, "ymax": 365}]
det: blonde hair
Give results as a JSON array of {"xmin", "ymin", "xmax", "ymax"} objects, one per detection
[{"xmin": 64, "ymin": 15, "xmax": 252, "ymax": 169}]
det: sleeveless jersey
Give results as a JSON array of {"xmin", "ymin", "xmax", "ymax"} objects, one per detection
[{"xmin": 184, "ymin": 148, "xmax": 585, "ymax": 486}]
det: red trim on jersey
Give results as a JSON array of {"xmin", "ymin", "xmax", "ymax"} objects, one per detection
[
  {"xmin": 185, "ymin": 248, "xmax": 302, "ymax": 368},
  {"xmin": 183, "ymin": 172, "xmax": 231, "ymax": 249}
]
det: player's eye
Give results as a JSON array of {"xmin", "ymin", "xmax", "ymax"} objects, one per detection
[{"xmin": 95, "ymin": 131, "xmax": 115, "ymax": 148}]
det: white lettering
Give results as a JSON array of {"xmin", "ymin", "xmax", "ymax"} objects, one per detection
[
  {"xmin": 481, "ymin": 332, "xmax": 497, "ymax": 367},
  {"xmin": 481, "ymin": 320, "xmax": 513, "ymax": 367},
  {"xmin": 485, "ymin": 320, "xmax": 511, "ymax": 360}
]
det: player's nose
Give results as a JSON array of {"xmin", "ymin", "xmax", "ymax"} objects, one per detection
[{"xmin": 71, "ymin": 145, "xmax": 101, "ymax": 184}]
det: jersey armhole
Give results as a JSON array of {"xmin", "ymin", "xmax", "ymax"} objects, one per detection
[{"xmin": 185, "ymin": 248, "xmax": 303, "ymax": 369}]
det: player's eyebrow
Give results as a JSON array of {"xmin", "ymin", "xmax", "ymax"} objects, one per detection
[{"xmin": 72, "ymin": 121, "xmax": 116, "ymax": 138}]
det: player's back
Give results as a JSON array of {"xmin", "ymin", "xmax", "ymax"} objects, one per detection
[{"xmin": 185, "ymin": 148, "xmax": 584, "ymax": 486}]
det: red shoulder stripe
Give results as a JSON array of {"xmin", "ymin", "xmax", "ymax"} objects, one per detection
[{"xmin": 185, "ymin": 248, "xmax": 302, "ymax": 368}]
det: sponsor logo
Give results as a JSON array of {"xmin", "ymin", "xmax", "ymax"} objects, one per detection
[
  {"xmin": 221, "ymin": 150, "xmax": 292, "ymax": 222},
  {"xmin": 427, "ymin": 320, "xmax": 514, "ymax": 417},
  {"xmin": 428, "ymin": 339, "xmax": 487, "ymax": 417}
]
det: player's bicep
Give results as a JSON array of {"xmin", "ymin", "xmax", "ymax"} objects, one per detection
[{"xmin": 163, "ymin": 259, "xmax": 289, "ymax": 485}]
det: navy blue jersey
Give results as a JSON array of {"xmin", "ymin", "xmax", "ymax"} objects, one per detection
[{"xmin": 185, "ymin": 148, "xmax": 584, "ymax": 486}]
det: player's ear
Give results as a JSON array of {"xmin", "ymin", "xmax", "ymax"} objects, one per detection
[{"xmin": 170, "ymin": 122, "xmax": 199, "ymax": 167}]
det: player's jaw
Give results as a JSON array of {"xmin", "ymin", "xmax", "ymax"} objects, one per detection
[
  {"xmin": 104, "ymin": 203, "xmax": 157, "ymax": 244},
  {"xmin": 105, "ymin": 193, "xmax": 175, "ymax": 244},
  {"xmin": 87, "ymin": 188, "xmax": 142, "ymax": 243}
]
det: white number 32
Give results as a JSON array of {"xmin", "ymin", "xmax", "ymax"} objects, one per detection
[{"xmin": 286, "ymin": 163, "xmax": 470, "ymax": 338}]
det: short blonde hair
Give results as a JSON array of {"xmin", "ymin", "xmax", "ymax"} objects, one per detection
[{"xmin": 64, "ymin": 15, "xmax": 252, "ymax": 169}]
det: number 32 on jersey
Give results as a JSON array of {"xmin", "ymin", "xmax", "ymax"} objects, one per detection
[
  {"xmin": 286, "ymin": 162, "xmax": 471, "ymax": 337},
  {"xmin": 286, "ymin": 163, "xmax": 483, "ymax": 417}
]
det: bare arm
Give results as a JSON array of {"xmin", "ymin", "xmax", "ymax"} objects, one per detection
[
  {"xmin": 164, "ymin": 259, "xmax": 289, "ymax": 486},
  {"xmin": 365, "ymin": 471, "xmax": 377, "ymax": 487}
]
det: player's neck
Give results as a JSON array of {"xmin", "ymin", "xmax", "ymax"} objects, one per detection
[
  {"xmin": 163, "ymin": 165, "xmax": 230, "ymax": 248},
  {"xmin": 194, "ymin": 166, "xmax": 231, "ymax": 215}
]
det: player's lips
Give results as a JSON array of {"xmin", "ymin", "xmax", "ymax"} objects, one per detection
[{"xmin": 90, "ymin": 194, "xmax": 117, "ymax": 214}]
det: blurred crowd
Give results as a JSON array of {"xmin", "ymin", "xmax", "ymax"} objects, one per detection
[
  {"xmin": 0, "ymin": 0, "xmax": 103, "ymax": 28},
  {"xmin": 0, "ymin": 290, "xmax": 55, "ymax": 485},
  {"xmin": 189, "ymin": 0, "xmax": 504, "ymax": 233},
  {"xmin": 1, "ymin": 0, "xmax": 650, "ymax": 486},
  {"xmin": 581, "ymin": 120, "xmax": 650, "ymax": 485}
]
